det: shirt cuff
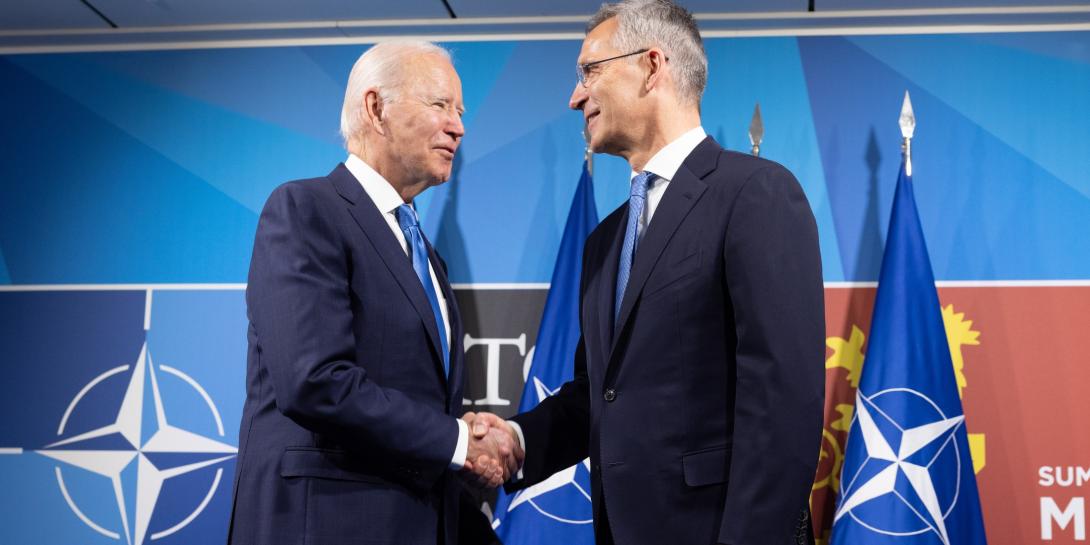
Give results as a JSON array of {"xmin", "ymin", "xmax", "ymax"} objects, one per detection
[
  {"xmin": 450, "ymin": 418, "xmax": 468, "ymax": 469},
  {"xmin": 507, "ymin": 420, "xmax": 526, "ymax": 482}
]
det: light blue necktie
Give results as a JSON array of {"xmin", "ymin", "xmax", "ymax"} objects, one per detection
[
  {"xmin": 396, "ymin": 204, "xmax": 449, "ymax": 376},
  {"xmin": 615, "ymin": 171, "xmax": 654, "ymax": 324}
]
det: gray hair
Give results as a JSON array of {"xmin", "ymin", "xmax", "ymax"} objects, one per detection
[
  {"xmin": 339, "ymin": 40, "xmax": 452, "ymax": 147},
  {"xmin": 588, "ymin": 0, "xmax": 706, "ymax": 106}
]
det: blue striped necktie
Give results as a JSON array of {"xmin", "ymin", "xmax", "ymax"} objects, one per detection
[
  {"xmin": 615, "ymin": 171, "xmax": 654, "ymax": 324},
  {"xmin": 396, "ymin": 204, "xmax": 449, "ymax": 376}
]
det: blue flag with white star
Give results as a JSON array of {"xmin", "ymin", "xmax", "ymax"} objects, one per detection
[
  {"xmin": 830, "ymin": 161, "xmax": 987, "ymax": 545},
  {"xmin": 492, "ymin": 160, "xmax": 597, "ymax": 545}
]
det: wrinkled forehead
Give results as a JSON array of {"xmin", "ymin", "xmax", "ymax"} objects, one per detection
[{"xmin": 400, "ymin": 54, "xmax": 462, "ymax": 98}]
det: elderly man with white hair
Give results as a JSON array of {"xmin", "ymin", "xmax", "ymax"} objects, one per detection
[{"xmin": 228, "ymin": 41, "xmax": 518, "ymax": 545}]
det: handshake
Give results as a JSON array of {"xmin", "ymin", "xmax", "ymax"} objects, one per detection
[{"xmin": 459, "ymin": 412, "xmax": 523, "ymax": 489}]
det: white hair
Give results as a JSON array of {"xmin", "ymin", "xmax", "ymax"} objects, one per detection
[
  {"xmin": 588, "ymin": 0, "xmax": 707, "ymax": 106},
  {"xmin": 339, "ymin": 40, "xmax": 452, "ymax": 147}
]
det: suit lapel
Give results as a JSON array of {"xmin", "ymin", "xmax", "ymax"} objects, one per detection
[
  {"xmin": 608, "ymin": 138, "xmax": 717, "ymax": 362},
  {"xmin": 329, "ymin": 164, "xmax": 448, "ymax": 384}
]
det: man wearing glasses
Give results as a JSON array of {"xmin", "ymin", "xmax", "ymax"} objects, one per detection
[{"xmin": 470, "ymin": 1, "xmax": 825, "ymax": 543}]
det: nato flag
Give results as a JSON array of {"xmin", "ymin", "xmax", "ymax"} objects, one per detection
[
  {"xmin": 830, "ymin": 161, "xmax": 987, "ymax": 545},
  {"xmin": 492, "ymin": 160, "xmax": 597, "ymax": 545}
]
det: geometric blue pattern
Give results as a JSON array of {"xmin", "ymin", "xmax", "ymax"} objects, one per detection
[
  {"xmin": 1, "ymin": 29, "xmax": 1087, "ymax": 545},
  {"xmin": 1, "ymin": 33, "xmax": 1088, "ymax": 284}
]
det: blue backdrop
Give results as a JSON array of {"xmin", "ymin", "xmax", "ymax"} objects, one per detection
[
  {"xmin": 2, "ymin": 33, "xmax": 1087, "ymax": 285},
  {"xmin": 1, "ymin": 30, "xmax": 1088, "ymax": 545}
]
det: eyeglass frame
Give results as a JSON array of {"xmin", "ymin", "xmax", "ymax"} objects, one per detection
[{"xmin": 576, "ymin": 48, "xmax": 667, "ymax": 87}]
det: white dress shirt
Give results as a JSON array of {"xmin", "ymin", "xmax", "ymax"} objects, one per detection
[
  {"xmin": 634, "ymin": 126, "xmax": 707, "ymax": 240},
  {"xmin": 344, "ymin": 154, "xmax": 469, "ymax": 469}
]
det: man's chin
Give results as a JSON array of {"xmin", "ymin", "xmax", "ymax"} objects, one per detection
[
  {"xmin": 591, "ymin": 138, "xmax": 621, "ymax": 157},
  {"xmin": 587, "ymin": 130, "xmax": 620, "ymax": 156},
  {"xmin": 428, "ymin": 170, "xmax": 453, "ymax": 186}
]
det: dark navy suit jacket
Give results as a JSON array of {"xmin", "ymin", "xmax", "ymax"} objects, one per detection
[
  {"xmin": 509, "ymin": 138, "xmax": 825, "ymax": 545},
  {"xmin": 228, "ymin": 164, "xmax": 494, "ymax": 545}
]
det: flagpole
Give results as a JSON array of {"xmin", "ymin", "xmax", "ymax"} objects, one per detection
[
  {"xmin": 748, "ymin": 102, "xmax": 763, "ymax": 157},
  {"xmin": 899, "ymin": 91, "xmax": 915, "ymax": 176}
]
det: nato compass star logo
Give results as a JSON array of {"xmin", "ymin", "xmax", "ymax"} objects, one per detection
[
  {"xmin": 7, "ymin": 290, "xmax": 238, "ymax": 545},
  {"xmin": 834, "ymin": 388, "xmax": 966, "ymax": 545},
  {"xmin": 495, "ymin": 377, "xmax": 592, "ymax": 528}
]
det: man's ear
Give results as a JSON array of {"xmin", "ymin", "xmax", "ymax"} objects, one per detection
[
  {"xmin": 363, "ymin": 88, "xmax": 387, "ymax": 136},
  {"xmin": 645, "ymin": 48, "xmax": 668, "ymax": 92}
]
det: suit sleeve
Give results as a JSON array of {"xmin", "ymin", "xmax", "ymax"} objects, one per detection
[
  {"xmin": 718, "ymin": 166, "xmax": 826, "ymax": 545},
  {"xmin": 248, "ymin": 183, "xmax": 458, "ymax": 483},
  {"xmin": 505, "ymin": 335, "xmax": 591, "ymax": 490}
]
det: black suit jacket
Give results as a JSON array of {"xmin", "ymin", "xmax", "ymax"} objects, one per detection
[
  {"xmin": 228, "ymin": 164, "xmax": 495, "ymax": 545},
  {"xmin": 510, "ymin": 138, "xmax": 825, "ymax": 545}
]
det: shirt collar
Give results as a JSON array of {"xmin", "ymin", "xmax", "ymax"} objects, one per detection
[
  {"xmin": 345, "ymin": 153, "xmax": 408, "ymax": 215},
  {"xmin": 632, "ymin": 126, "xmax": 707, "ymax": 182}
]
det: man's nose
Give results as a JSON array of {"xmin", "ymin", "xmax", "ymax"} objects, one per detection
[
  {"xmin": 569, "ymin": 82, "xmax": 588, "ymax": 111},
  {"xmin": 447, "ymin": 111, "xmax": 465, "ymax": 139}
]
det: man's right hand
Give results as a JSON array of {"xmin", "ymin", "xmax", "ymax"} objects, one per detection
[{"xmin": 460, "ymin": 411, "xmax": 523, "ymax": 488}]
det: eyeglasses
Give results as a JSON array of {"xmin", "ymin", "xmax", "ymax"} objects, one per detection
[{"xmin": 576, "ymin": 48, "xmax": 650, "ymax": 87}]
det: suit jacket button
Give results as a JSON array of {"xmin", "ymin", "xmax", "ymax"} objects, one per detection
[{"xmin": 603, "ymin": 389, "xmax": 617, "ymax": 402}]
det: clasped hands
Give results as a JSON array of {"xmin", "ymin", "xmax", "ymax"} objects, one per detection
[{"xmin": 459, "ymin": 411, "xmax": 523, "ymax": 489}]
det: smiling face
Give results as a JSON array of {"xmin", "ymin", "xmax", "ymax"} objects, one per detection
[
  {"xmin": 569, "ymin": 17, "xmax": 647, "ymax": 158},
  {"xmin": 381, "ymin": 53, "xmax": 465, "ymax": 189}
]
